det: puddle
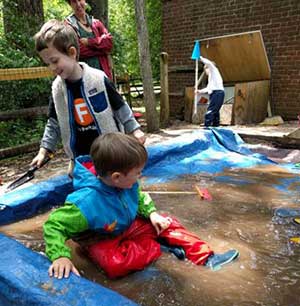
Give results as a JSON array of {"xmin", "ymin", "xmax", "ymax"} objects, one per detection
[{"xmin": 1, "ymin": 164, "xmax": 300, "ymax": 305}]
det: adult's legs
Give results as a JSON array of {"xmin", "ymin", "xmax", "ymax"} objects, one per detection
[{"xmin": 205, "ymin": 90, "xmax": 225, "ymax": 127}]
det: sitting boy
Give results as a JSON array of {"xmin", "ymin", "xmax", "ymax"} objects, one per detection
[{"xmin": 44, "ymin": 133, "xmax": 239, "ymax": 279}]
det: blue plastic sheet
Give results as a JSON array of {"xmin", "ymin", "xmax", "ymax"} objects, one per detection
[
  {"xmin": 0, "ymin": 175, "xmax": 73, "ymax": 225},
  {"xmin": 0, "ymin": 234, "xmax": 137, "ymax": 306},
  {"xmin": 0, "ymin": 128, "xmax": 295, "ymax": 305},
  {"xmin": 274, "ymin": 207, "xmax": 300, "ymax": 218},
  {"xmin": 0, "ymin": 128, "xmax": 277, "ymax": 225},
  {"xmin": 143, "ymin": 128, "xmax": 275, "ymax": 184}
]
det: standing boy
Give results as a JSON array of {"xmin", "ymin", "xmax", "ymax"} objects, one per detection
[
  {"xmin": 196, "ymin": 56, "xmax": 225, "ymax": 127},
  {"xmin": 31, "ymin": 20, "xmax": 144, "ymax": 173},
  {"xmin": 44, "ymin": 132, "xmax": 239, "ymax": 279}
]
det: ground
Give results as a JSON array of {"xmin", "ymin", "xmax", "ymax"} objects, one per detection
[
  {"xmin": 1, "ymin": 121, "xmax": 300, "ymax": 305},
  {"xmin": 1, "ymin": 120, "xmax": 300, "ymax": 188}
]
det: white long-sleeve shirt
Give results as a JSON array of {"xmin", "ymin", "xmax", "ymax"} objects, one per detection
[{"xmin": 199, "ymin": 56, "xmax": 224, "ymax": 95}]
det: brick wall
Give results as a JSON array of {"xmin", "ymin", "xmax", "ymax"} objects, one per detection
[{"xmin": 162, "ymin": 0, "xmax": 300, "ymax": 120}]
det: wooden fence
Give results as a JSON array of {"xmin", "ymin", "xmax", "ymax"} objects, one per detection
[{"xmin": 0, "ymin": 66, "xmax": 165, "ymax": 158}]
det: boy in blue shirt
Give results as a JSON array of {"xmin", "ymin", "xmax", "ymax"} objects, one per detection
[{"xmin": 44, "ymin": 133, "xmax": 239, "ymax": 279}]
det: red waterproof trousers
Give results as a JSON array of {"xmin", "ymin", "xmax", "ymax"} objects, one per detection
[{"xmin": 87, "ymin": 216, "xmax": 213, "ymax": 279}]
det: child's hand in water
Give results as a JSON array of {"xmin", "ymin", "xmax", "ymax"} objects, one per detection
[
  {"xmin": 150, "ymin": 212, "xmax": 172, "ymax": 235},
  {"xmin": 48, "ymin": 257, "xmax": 80, "ymax": 279}
]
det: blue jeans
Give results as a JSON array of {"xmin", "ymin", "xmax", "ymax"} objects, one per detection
[{"xmin": 205, "ymin": 90, "xmax": 225, "ymax": 127}]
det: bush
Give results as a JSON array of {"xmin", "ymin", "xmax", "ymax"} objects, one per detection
[
  {"xmin": 0, "ymin": 79, "xmax": 51, "ymax": 111},
  {"xmin": 0, "ymin": 117, "xmax": 47, "ymax": 149},
  {"xmin": 0, "ymin": 36, "xmax": 52, "ymax": 111}
]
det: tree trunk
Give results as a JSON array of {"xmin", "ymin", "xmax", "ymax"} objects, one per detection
[
  {"xmin": 160, "ymin": 52, "xmax": 170, "ymax": 128},
  {"xmin": 88, "ymin": 0, "xmax": 108, "ymax": 27},
  {"xmin": 3, "ymin": 0, "xmax": 44, "ymax": 56},
  {"xmin": 134, "ymin": 0, "xmax": 159, "ymax": 132}
]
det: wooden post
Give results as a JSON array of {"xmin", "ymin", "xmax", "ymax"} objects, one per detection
[{"xmin": 160, "ymin": 52, "xmax": 169, "ymax": 128}]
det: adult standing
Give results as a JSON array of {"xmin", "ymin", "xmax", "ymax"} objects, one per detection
[{"xmin": 65, "ymin": 0, "xmax": 113, "ymax": 80}]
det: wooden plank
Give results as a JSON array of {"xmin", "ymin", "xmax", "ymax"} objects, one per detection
[
  {"xmin": 286, "ymin": 128, "xmax": 300, "ymax": 139},
  {"xmin": 169, "ymin": 92, "xmax": 184, "ymax": 97},
  {"xmin": 184, "ymin": 87, "xmax": 194, "ymax": 122},
  {"xmin": 184, "ymin": 86, "xmax": 233, "ymax": 124},
  {"xmin": 160, "ymin": 52, "xmax": 170, "ymax": 128},
  {"xmin": 0, "ymin": 142, "xmax": 40, "ymax": 159},
  {"xmin": 240, "ymin": 134, "xmax": 300, "ymax": 149},
  {"xmin": 199, "ymin": 31, "xmax": 270, "ymax": 83},
  {"xmin": 233, "ymin": 80, "xmax": 270, "ymax": 124},
  {"xmin": 145, "ymin": 191, "xmax": 197, "ymax": 194},
  {"xmin": 184, "ymin": 86, "xmax": 208, "ymax": 124},
  {"xmin": 0, "ymin": 106, "xmax": 48, "ymax": 121},
  {"xmin": 168, "ymin": 65, "xmax": 194, "ymax": 73}
]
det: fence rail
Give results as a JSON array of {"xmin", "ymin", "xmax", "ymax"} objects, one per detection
[
  {"xmin": 0, "ymin": 67, "xmax": 53, "ymax": 81},
  {"xmin": 0, "ymin": 67, "xmax": 161, "ymax": 158},
  {"xmin": 0, "ymin": 106, "xmax": 48, "ymax": 121}
]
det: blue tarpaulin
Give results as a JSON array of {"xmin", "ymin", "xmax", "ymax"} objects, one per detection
[
  {"xmin": 0, "ymin": 128, "xmax": 275, "ymax": 225},
  {"xmin": 0, "ymin": 128, "xmax": 291, "ymax": 306},
  {"xmin": 143, "ymin": 128, "xmax": 274, "ymax": 184},
  {"xmin": 0, "ymin": 175, "xmax": 73, "ymax": 225},
  {"xmin": 0, "ymin": 234, "xmax": 137, "ymax": 306}
]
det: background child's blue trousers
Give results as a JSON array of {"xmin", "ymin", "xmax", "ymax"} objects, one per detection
[{"xmin": 205, "ymin": 90, "xmax": 225, "ymax": 127}]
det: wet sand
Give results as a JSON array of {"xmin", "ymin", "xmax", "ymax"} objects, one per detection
[{"xmin": 1, "ymin": 163, "xmax": 300, "ymax": 305}]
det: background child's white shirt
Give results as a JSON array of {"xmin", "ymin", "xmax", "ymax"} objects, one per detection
[{"xmin": 199, "ymin": 56, "xmax": 224, "ymax": 94}]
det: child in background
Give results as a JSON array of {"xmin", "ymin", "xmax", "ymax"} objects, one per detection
[
  {"xmin": 196, "ymin": 56, "xmax": 225, "ymax": 127},
  {"xmin": 44, "ymin": 132, "xmax": 239, "ymax": 279},
  {"xmin": 31, "ymin": 20, "xmax": 145, "ymax": 173}
]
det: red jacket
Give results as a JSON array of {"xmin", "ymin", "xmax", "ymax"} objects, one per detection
[{"xmin": 66, "ymin": 14, "xmax": 113, "ymax": 80}]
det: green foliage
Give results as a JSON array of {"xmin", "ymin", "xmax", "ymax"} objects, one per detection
[
  {"xmin": 0, "ymin": 0, "xmax": 70, "ymax": 112},
  {"xmin": 0, "ymin": 117, "xmax": 47, "ymax": 149},
  {"xmin": 0, "ymin": 0, "xmax": 162, "ymax": 111},
  {"xmin": 43, "ymin": 0, "xmax": 71, "ymax": 20},
  {"xmin": 0, "ymin": 0, "xmax": 162, "ymax": 142},
  {"xmin": 0, "ymin": 31, "xmax": 52, "ymax": 111},
  {"xmin": 109, "ymin": 0, "xmax": 161, "ymax": 79},
  {"xmin": 109, "ymin": 0, "xmax": 137, "ymax": 77},
  {"xmin": 0, "ymin": 79, "xmax": 52, "ymax": 111}
]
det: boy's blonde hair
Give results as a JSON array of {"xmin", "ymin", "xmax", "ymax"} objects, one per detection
[
  {"xmin": 90, "ymin": 132, "xmax": 148, "ymax": 177},
  {"xmin": 34, "ymin": 19, "xmax": 79, "ymax": 60}
]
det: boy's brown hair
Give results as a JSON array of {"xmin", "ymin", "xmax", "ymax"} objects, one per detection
[
  {"xmin": 34, "ymin": 19, "xmax": 79, "ymax": 60},
  {"xmin": 90, "ymin": 132, "xmax": 148, "ymax": 177}
]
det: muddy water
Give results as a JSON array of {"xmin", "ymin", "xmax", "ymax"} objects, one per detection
[{"xmin": 1, "ymin": 164, "xmax": 300, "ymax": 306}]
